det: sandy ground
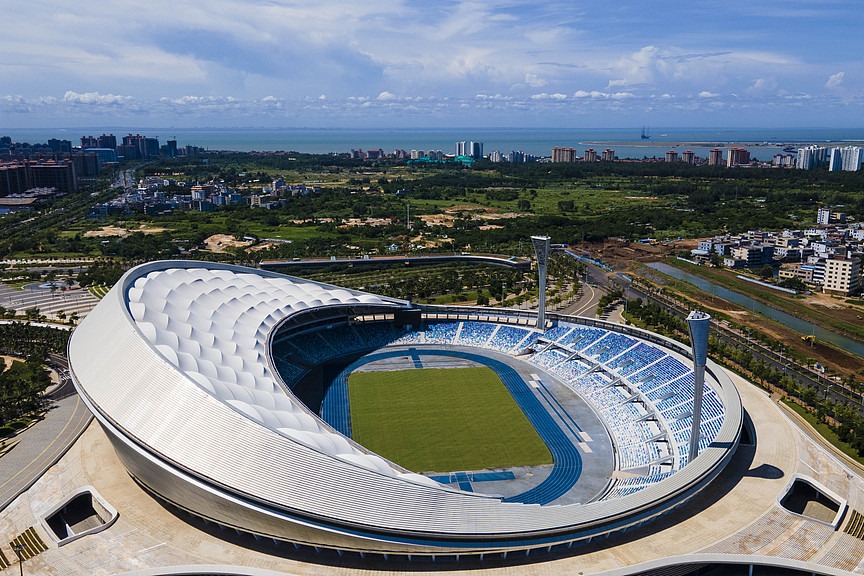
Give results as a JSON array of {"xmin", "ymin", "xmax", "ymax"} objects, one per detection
[
  {"xmin": 83, "ymin": 225, "xmax": 168, "ymax": 238},
  {"xmin": 203, "ymin": 234, "xmax": 253, "ymax": 253}
]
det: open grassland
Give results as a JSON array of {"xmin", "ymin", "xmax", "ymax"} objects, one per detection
[{"xmin": 348, "ymin": 366, "xmax": 552, "ymax": 473}]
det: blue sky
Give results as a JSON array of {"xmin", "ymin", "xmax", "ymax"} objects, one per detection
[{"xmin": 1, "ymin": 0, "xmax": 861, "ymax": 129}]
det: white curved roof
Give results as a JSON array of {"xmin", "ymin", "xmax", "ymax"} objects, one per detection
[
  {"xmin": 126, "ymin": 266, "xmax": 416, "ymax": 479},
  {"xmin": 69, "ymin": 261, "xmax": 742, "ymax": 548}
]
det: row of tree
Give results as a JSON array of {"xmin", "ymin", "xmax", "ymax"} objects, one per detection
[
  {"xmin": 0, "ymin": 357, "xmax": 51, "ymax": 429},
  {"xmin": 0, "ymin": 322, "xmax": 70, "ymax": 359}
]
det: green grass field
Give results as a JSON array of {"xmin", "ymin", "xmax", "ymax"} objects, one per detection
[{"xmin": 348, "ymin": 366, "xmax": 552, "ymax": 473}]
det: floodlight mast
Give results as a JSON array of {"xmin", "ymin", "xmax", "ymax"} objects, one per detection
[
  {"xmin": 531, "ymin": 236, "xmax": 551, "ymax": 329},
  {"xmin": 687, "ymin": 310, "xmax": 711, "ymax": 464}
]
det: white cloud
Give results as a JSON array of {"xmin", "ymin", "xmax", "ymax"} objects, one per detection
[
  {"xmin": 524, "ymin": 73, "xmax": 547, "ymax": 88},
  {"xmin": 826, "ymin": 72, "xmax": 845, "ymax": 89},
  {"xmin": 530, "ymin": 93, "xmax": 567, "ymax": 100},
  {"xmin": 63, "ymin": 91, "xmax": 133, "ymax": 105},
  {"xmin": 573, "ymin": 90, "xmax": 634, "ymax": 99},
  {"xmin": 0, "ymin": 2, "xmax": 861, "ymax": 127},
  {"xmin": 747, "ymin": 77, "xmax": 777, "ymax": 95}
]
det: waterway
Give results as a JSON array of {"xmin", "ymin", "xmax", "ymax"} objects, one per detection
[{"xmin": 646, "ymin": 262, "xmax": 864, "ymax": 357}]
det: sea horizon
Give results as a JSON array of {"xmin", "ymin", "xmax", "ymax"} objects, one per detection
[{"xmin": 4, "ymin": 126, "xmax": 864, "ymax": 159}]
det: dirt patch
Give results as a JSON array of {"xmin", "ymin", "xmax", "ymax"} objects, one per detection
[
  {"xmin": 409, "ymin": 234, "xmax": 453, "ymax": 249},
  {"xmin": 338, "ymin": 217, "xmax": 391, "ymax": 228},
  {"xmin": 83, "ymin": 225, "xmax": 168, "ymax": 238},
  {"xmin": 202, "ymin": 234, "xmax": 253, "ymax": 253},
  {"xmin": 419, "ymin": 214, "xmax": 456, "ymax": 227},
  {"xmin": 477, "ymin": 211, "xmax": 520, "ymax": 221},
  {"xmin": 0, "ymin": 355, "xmax": 22, "ymax": 369}
]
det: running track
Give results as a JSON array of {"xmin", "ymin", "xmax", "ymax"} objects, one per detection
[{"xmin": 320, "ymin": 348, "xmax": 583, "ymax": 505}]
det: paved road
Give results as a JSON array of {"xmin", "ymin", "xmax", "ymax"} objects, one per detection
[{"xmin": 0, "ymin": 393, "xmax": 93, "ymax": 511}]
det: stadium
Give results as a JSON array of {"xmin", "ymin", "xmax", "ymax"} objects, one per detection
[{"xmin": 68, "ymin": 259, "xmax": 743, "ymax": 559}]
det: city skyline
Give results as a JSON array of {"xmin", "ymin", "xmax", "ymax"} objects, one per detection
[{"xmin": 1, "ymin": 1, "xmax": 862, "ymax": 129}]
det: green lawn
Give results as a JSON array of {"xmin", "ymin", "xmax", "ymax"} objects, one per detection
[{"xmin": 348, "ymin": 366, "xmax": 551, "ymax": 473}]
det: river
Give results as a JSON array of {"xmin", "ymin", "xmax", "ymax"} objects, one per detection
[{"xmin": 646, "ymin": 262, "xmax": 864, "ymax": 357}]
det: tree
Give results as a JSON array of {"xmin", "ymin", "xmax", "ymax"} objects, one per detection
[
  {"xmin": 758, "ymin": 264, "xmax": 774, "ymax": 280},
  {"xmin": 778, "ymin": 277, "xmax": 806, "ymax": 292}
]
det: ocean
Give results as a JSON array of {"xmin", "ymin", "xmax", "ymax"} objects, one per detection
[{"xmin": 4, "ymin": 127, "xmax": 864, "ymax": 160}]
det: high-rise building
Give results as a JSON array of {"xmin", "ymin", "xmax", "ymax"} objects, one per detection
[
  {"xmin": 122, "ymin": 134, "xmax": 148, "ymax": 159},
  {"xmin": 772, "ymin": 153, "xmax": 794, "ymax": 167},
  {"xmin": 817, "ymin": 207, "xmax": 832, "ymax": 225},
  {"xmin": 828, "ymin": 148, "xmax": 843, "ymax": 171},
  {"xmin": 97, "ymin": 134, "xmax": 117, "ymax": 150},
  {"xmin": 455, "ymin": 141, "xmax": 483, "ymax": 159},
  {"xmin": 0, "ymin": 163, "xmax": 29, "ymax": 197},
  {"xmin": 80, "ymin": 136, "xmax": 98, "ymax": 149},
  {"xmin": 145, "ymin": 137, "xmax": 160, "ymax": 158},
  {"xmin": 843, "ymin": 147, "xmax": 864, "ymax": 171},
  {"xmin": 47, "ymin": 139, "xmax": 72, "ymax": 154},
  {"xmin": 583, "ymin": 148, "xmax": 597, "ymax": 162},
  {"xmin": 165, "ymin": 139, "xmax": 178, "ymax": 158},
  {"xmin": 823, "ymin": 257, "xmax": 861, "ymax": 296},
  {"xmin": 73, "ymin": 153, "xmax": 99, "ymax": 178},
  {"xmin": 602, "ymin": 148, "xmax": 615, "ymax": 161},
  {"xmin": 0, "ymin": 159, "xmax": 78, "ymax": 195},
  {"xmin": 708, "ymin": 148, "xmax": 723, "ymax": 166},
  {"xmin": 551, "ymin": 146, "xmax": 578, "ymax": 163},
  {"xmin": 828, "ymin": 146, "xmax": 864, "ymax": 172},
  {"xmin": 681, "ymin": 150, "xmax": 695, "ymax": 164},
  {"xmin": 727, "ymin": 147, "xmax": 750, "ymax": 167},
  {"xmin": 665, "ymin": 150, "xmax": 678, "ymax": 162},
  {"xmin": 30, "ymin": 159, "xmax": 78, "ymax": 193},
  {"xmin": 796, "ymin": 145, "xmax": 828, "ymax": 170}
]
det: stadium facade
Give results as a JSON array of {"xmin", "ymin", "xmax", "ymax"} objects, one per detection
[{"xmin": 69, "ymin": 261, "xmax": 742, "ymax": 558}]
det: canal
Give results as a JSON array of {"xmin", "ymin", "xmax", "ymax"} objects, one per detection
[{"xmin": 646, "ymin": 262, "xmax": 864, "ymax": 357}]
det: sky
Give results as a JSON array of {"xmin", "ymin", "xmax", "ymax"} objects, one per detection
[{"xmin": 1, "ymin": 0, "xmax": 862, "ymax": 129}]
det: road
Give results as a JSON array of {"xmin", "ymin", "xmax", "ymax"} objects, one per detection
[{"xmin": 0, "ymin": 393, "xmax": 92, "ymax": 512}]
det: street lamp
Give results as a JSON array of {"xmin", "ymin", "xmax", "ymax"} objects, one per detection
[{"xmin": 11, "ymin": 542, "xmax": 24, "ymax": 576}]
